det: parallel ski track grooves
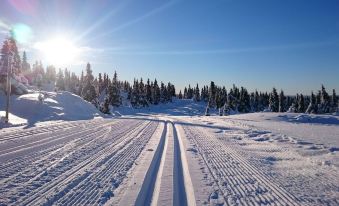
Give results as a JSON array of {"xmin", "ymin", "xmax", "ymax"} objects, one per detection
[
  {"xmin": 0, "ymin": 120, "xmax": 132, "ymax": 205},
  {"xmin": 182, "ymin": 125, "xmax": 302, "ymax": 206},
  {"xmin": 0, "ymin": 120, "xmax": 115, "ymax": 158},
  {"xmin": 58, "ymin": 121, "xmax": 158, "ymax": 206},
  {"xmin": 135, "ymin": 120, "xmax": 168, "ymax": 206},
  {"xmin": 0, "ymin": 120, "xmax": 126, "ymax": 187},
  {"xmin": 136, "ymin": 120, "xmax": 193, "ymax": 206},
  {"xmin": 0, "ymin": 120, "xmax": 123, "ymax": 177},
  {"xmin": 17, "ymin": 120, "xmax": 155, "ymax": 206},
  {"xmin": 0, "ymin": 120, "xmax": 121, "ymax": 170},
  {"xmin": 226, "ymin": 127, "xmax": 339, "ymax": 205},
  {"xmin": 0, "ymin": 119, "xmax": 107, "ymax": 142},
  {"xmin": 172, "ymin": 122, "xmax": 188, "ymax": 206}
]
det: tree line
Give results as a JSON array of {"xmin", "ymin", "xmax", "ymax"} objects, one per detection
[{"xmin": 178, "ymin": 82, "xmax": 338, "ymax": 115}]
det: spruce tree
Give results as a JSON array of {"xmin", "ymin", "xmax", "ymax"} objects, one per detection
[
  {"xmin": 331, "ymin": 89, "xmax": 338, "ymax": 112},
  {"xmin": 253, "ymin": 90, "xmax": 259, "ymax": 112},
  {"xmin": 205, "ymin": 102, "xmax": 210, "ymax": 116},
  {"xmin": 278, "ymin": 90, "xmax": 286, "ymax": 112},
  {"xmin": 100, "ymin": 95, "xmax": 110, "ymax": 114},
  {"xmin": 194, "ymin": 83, "xmax": 200, "ymax": 101},
  {"xmin": 146, "ymin": 79, "xmax": 152, "ymax": 103},
  {"xmin": 81, "ymin": 63, "xmax": 97, "ymax": 102},
  {"xmin": 306, "ymin": 91, "xmax": 316, "ymax": 114},
  {"xmin": 160, "ymin": 82, "xmax": 168, "ymax": 103},
  {"xmin": 223, "ymin": 100, "xmax": 231, "ymax": 116},
  {"xmin": 320, "ymin": 85, "xmax": 330, "ymax": 113},
  {"xmin": 184, "ymin": 87, "xmax": 188, "ymax": 99},
  {"xmin": 239, "ymin": 87, "xmax": 250, "ymax": 113},
  {"xmin": 56, "ymin": 68, "xmax": 65, "ymax": 90},
  {"xmin": 298, "ymin": 94, "xmax": 305, "ymax": 113},
  {"xmin": 178, "ymin": 90, "xmax": 183, "ymax": 99},
  {"xmin": 208, "ymin": 81, "xmax": 216, "ymax": 108},
  {"xmin": 109, "ymin": 71, "xmax": 121, "ymax": 107},
  {"xmin": 153, "ymin": 79, "xmax": 160, "ymax": 104},
  {"xmin": 269, "ymin": 88, "xmax": 279, "ymax": 112},
  {"xmin": 21, "ymin": 51, "xmax": 31, "ymax": 74}
]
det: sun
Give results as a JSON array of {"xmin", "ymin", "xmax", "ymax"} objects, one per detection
[{"xmin": 35, "ymin": 36, "xmax": 79, "ymax": 66}]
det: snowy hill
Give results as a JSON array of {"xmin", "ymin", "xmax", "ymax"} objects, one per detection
[{"xmin": 0, "ymin": 90, "xmax": 103, "ymax": 128}]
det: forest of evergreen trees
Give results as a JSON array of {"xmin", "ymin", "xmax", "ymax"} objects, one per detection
[
  {"xmin": 1, "ymin": 37, "xmax": 338, "ymax": 115},
  {"xmin": 178, "ymin": 82, "xmax": 338, "ymax": 116}
]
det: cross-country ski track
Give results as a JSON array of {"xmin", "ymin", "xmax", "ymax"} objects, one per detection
[{"xmin": 0, "ymin": 116, "xmax": 338, "ymax": 205}]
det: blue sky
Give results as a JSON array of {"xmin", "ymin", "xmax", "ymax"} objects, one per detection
[{"xmin": 0, "ymin": 0, "xmax": 338, "ymax": 94}]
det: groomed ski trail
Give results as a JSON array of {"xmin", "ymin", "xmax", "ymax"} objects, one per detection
[{"xmin": 133, "ymin": 120, "xmax": 196, "ymax": 206}]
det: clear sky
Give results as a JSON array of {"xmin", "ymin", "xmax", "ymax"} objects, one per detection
[{"xmin": 0, "ymin": 0, "xmax": 338, "ymax": 94}]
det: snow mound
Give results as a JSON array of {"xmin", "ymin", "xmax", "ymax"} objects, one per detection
[{"xmin": 0, "ymin": 91, "xmax": 103, "ymax": 128}]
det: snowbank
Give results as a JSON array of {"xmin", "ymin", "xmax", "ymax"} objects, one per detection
[{"xmin": 0, "ymin": 91, "xmax": 103, "ymax": 128}]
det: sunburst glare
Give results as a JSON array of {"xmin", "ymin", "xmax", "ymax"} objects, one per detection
[{"xmin": 34, "ymin": 36, "xmax": 79, "ymax": 66}]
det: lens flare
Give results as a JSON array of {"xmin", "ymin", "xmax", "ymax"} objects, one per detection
[{"xmin": 12, "ymin": 23, "xmax": 33, "ymax": 44}]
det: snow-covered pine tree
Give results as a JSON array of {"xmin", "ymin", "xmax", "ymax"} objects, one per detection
[
  {"xmin": 278, "ymin": 90, "xmax": 286, "ymax": 112},
  {"xmin": 127, "ymin": 86, "xmax": 132, "ymax": 100},
  {"xmin": 178, "ymin": 90, "xmax": 183, "ymax": 99},
  {"xmin": 146, "ymin": 79, "xmax": 152, "ymax": 103},
  {"xmin": 193, "ymin": 83, "xmax": 200, "ymax": 101},
  {"xmin": 70, "ymin": 72, "xmax": 78, "ymax": 93},
  {"xmin": 152, "ymin": 79, "xmax": 160, "ymax": 104},
  {"xmin": 201, "ymin": 86, "xmax": 208, "ymax": 102},
  {"xmin": 319, "ymin": 85, "xmax": 330, "ymax": 113},
  {"xmin": 109, "ymin": 71, "xmax": 121, "ymax": 107},
  {"xmin": 139, "ymin": 78, "xmax": 148, "ymax": 107},
  {"xmin": 221, "ymin": 86, "xmax": 227, "ymax": 106},
  {"xmin": 269, "ymin": 87, "xmax": 279, "ymax": 112},
  {"xmin": 223, "ymin": 99, "xmax": 231, "ymax": 116},
  {"xmin": 215, "ymin": 88, "xmax": 224, "ymax": 110},
  {"xmin": 56, "ymin": 68, "xmax": 65, "ymax": 91},
  {"xmin": 205, "ymin": 102, "xmax": 210, "ymax": 116},
  {"xmin": 98, "ymin": 73, "xmax": 104, "ymax": 94},
  {"xmin": 208, "ymin": 81, "xmax": 217, "ymax": 108},
  {"xmin": 183, "ymin": 87, "xmax": 188, "ymax": 99},
  {"xmin": 298, "ymin": 94, "xmax": 305, "ymax": 113},
  {"xmin": 331, "ymin": 89, "xmax": 338, "ymax": 113},
  {"xmin": 167, "ymin": 82, "xmax": 174, "ymax": 102},
  {"xmin": 81, "ymin": 63, "xmax": 97, "ymax": 103},
  {"xmin": 100, "ymin": 95, "xmax": 111, "ymax": 114},
  {"xmin": 1, "ymin": 36, "xmax": 21, "ymax": 75},
  {"xmin": 21, "ymin": 51, "xmax": 31, "ymax": 75},
  {"xmin": 306, "ymin": 91, "xmax": 316, "ymax": 114},
  {"xmin": 287, "ymin": 103, "xmax": 297, "ymax": 113},
  {"xmin": 45, "ymin": 65, "xmax": 56, "ymax": 84},
  {"xmin": 130, "ymin": 79, "xmax": 139, "ymax": 107},
  {"xmin": 239, "ymin": 87, "xmax": 250, "ymax": 113},
  {"xmin": 294, "ymin": 94, "xmax": 300, "ymax": 113},
  {"xmin": 252, "ymin": 90, "xmax": 259, "ymax": 112},
  {"xmin": 77, "ymin": 70, "xmax": 84, "ymax": 95},
  {"xmin": 186, "ymin": 84, "xmax": 192, "ymax": 99},
  {"xmin": 160, "ymin": 82, "xmax": 168, "ymax": 103}
]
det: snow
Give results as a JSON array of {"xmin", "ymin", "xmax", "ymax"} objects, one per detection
[
  {"xmin": 0, "ymin": 90, "xmax": 103, "ymax": 129},
  {"xmin": 0, "ymin": 94, "xmax": 338, "ymax": 205},
  {"xmin": 220, "ymin": 112, "xmax": 339, "ymax": 148}
]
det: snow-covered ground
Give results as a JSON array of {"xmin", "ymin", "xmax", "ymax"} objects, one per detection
[
  {"xmin": 0, "ymin": 90, "xmax": 103, "ymax": 129},
  {"xmin": 0, "ymin": 92, "xmax": 338, "ymax": 205}
]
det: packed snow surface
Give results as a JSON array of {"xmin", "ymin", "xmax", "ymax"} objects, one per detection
[{"xmin": 0, "ymin": 94, "xmax": 338, "ymax": 205}]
